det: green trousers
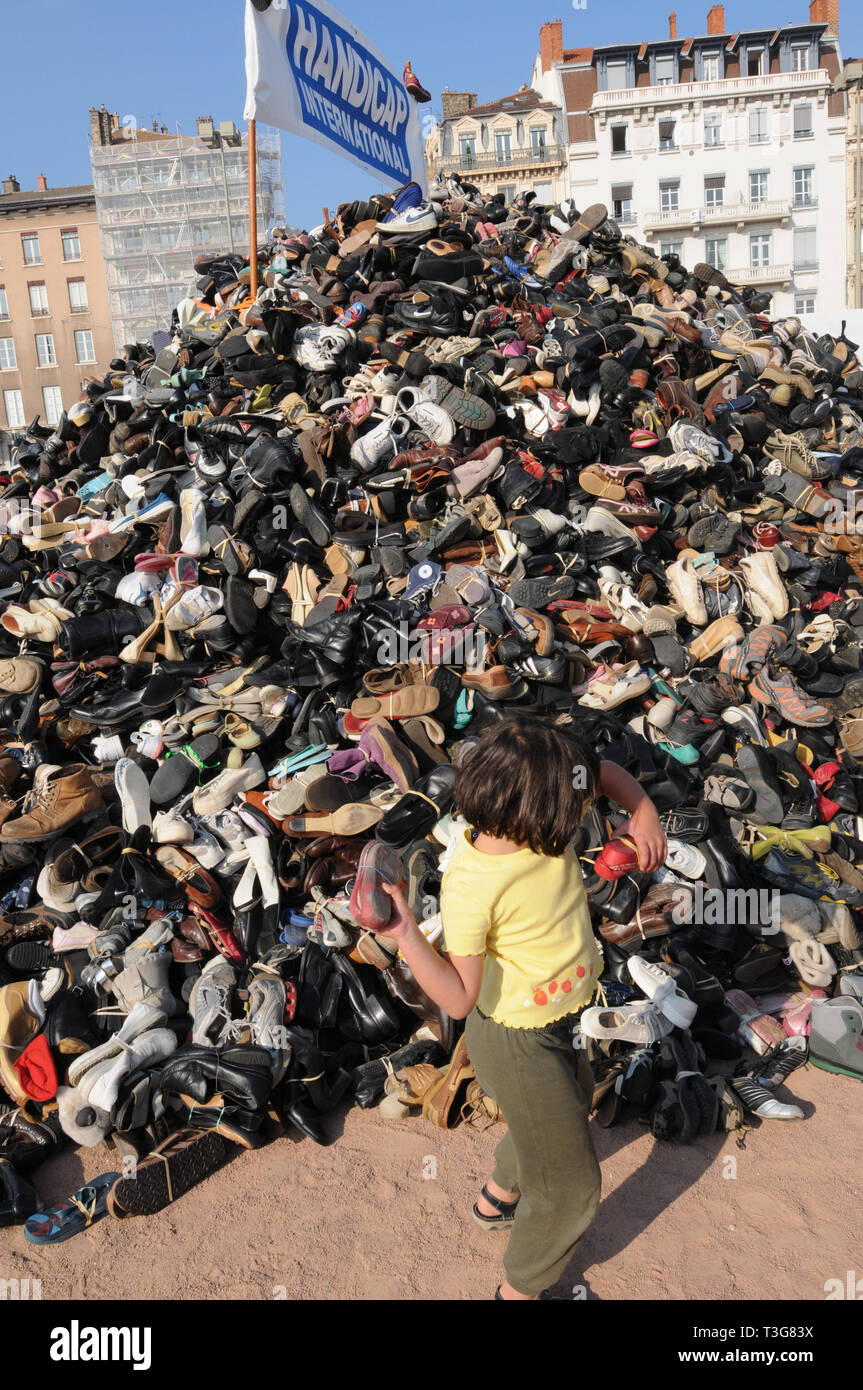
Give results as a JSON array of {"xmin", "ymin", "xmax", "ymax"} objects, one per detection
[{"xmin": 465, "ymin": 1007, "xmax": 601, "ymax": 1297}]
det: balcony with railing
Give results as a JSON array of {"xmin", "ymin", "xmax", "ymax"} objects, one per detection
[
  {"xmin": 432, "ymin": 145, "xmax": 565, "ymax": 177},
  {"xmin": 591, "ymin": 66, "xmax": 829, "ymax": 114},
  {"xmin": 726, "ymin": 263, "xmax": 792, "ymax": 285},
  {"xmin": 642, "ymin": 198, "xmax": 791, "ymax": 232}
]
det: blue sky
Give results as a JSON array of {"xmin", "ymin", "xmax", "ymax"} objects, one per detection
[{"xmin": 4, "ymin": 0, "xmax": 861, "ymax": 230}]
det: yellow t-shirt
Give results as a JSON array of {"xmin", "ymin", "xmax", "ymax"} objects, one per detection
[{"xmin": 440, "ymin": 829, "xmax": 602, "ymax": 1029}]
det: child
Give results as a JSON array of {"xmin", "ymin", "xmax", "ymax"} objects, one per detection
[{"xmin": 381, "ymin": 714, "xmax": 667, "ymax": 1301}]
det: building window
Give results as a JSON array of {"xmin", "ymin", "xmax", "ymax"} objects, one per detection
[
  {"xmin": 606, "ymin": 60, "xmax": 628, "ymax": 91},
  {"xmin": 530, "ymin": 127, "xmax": 548, "ymax": 152},
  {"xmin": 611, "ymin": 124, "xmax": 628, "ymax": 154},
  {"xmin": 534, "ymin": 181, "xmax": 553, "ymax": 203},
  {"xmin": 459, "ymin": 136, "xmax": 476, "ymax": 167},
  {"xmin": 791, "ymin": 44, "xmax": 811, "ymax": 71},
  {"xmin": 746, "ymin": 47, "xmax": 765, "ymax": 77},
  {"xmin": 795, "ymin": 295, "xmax": 816, "ymax": 313},
  {"xmin": 749, "ymin": 108, "xmax": 768, "ymax": 143},
  {"xmin": 611, "ymin": 184, "xmax": 634, "ymax": 224},
  {"xmin": 74, "ymin": 330, "xmax": 96, "ymax": 364},
  {"xmin": 3, "ymin": 390, "xmax": 24, "ymax": 429},
  {"xmin": 659, "ymin": 180, "xmax": 679, "ymax": 213},
  {"xmin": 661, "ymin": 240, "xmax": 683, "ymax": 259},
  {"xmin": 704, "ymin": 176, "xmax": 725, "ymax": 207},
  {"xmin": 793, "ymin": 227, "xmax": 817, "ymax": 270},
  {"xmin": 28, "ymin": 282, "xmax": 49, "ymax": 316},
  {"xmin": 749, "ymin": 170, "xmax": 769, "ymax": 203},
  {"xmin": 659, "ymin": 119, "xmax": 676, "ymax": 151},
  {"xmin": 654, "ymin": 52, "xmax": 675, "ymax": 86},
  {"xmin": 61, "ymin": 229, "xmax": 82, "ymax": 261},
  {"xmin": 68, "ymin": 279, "xmax": 89, "ymax": 313},
  {"xmin": 35, "ymin": 333, "xmax": 56, "ymax": 367},
  {"xmin": 706, "ymin": 237, "xmax": 727, "ymax": 270},
  {"xmin": 41, "ymin": 385, "xmax": 63, "ymax": 425},
  {"xmin": 750, "ymin": 232, "xmax": 771, "ymax": 268},
  {"xmin": 497, "ymin": 185, "xmax": 516, "ymax": 204},
  {"xmin": 494, "ymin": 131, "xmax": 512, "ymax": 163},
  {"xmin": 793, "ymin": 104, "xmax": 813, "ymax": 138},
  {"xmin": 0, "ymin": 339, "xmax": 17, "ymax": 371},
  {"xmin": 0, "ymin": 287, "xmax": 7, "ymax": 321},
  {"xmin": 793, "ymin": 166, "xmax": 815, "ymax": 207},
  {"xmin": 702, "ymin": 51, "xmax": 721, "ymax": 81},
  {"xmin": 704, "ymin": 113, "xmax": 723, "ymax": 146},
  {"xmin": 21, "ymin": 234, "xmax": 41, "ymax": 265}
]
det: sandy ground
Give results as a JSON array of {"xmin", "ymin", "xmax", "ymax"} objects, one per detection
[{"xmin": 2, "ymin": 1056, "xmax": 861, "ymax": 1303}]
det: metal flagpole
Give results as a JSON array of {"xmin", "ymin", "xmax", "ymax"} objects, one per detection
[{"xmin": 248, "ymin": 118, "xmax": 258, "ymax": 298}]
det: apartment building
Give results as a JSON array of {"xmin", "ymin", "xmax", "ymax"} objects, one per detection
[
  {"xmin": 532, "ymin": 3, "xmax": 847, "ymax": 316},
  {"xmin": 0, "ymin": 175, "xmax": 113, "ymax": 451},
  {"xmin": 425, "ymin": 86, "xmax": 568, "ymax": 205},
  {"xmin": 89, "ymin": 107, "xmax": 283, "ymax": 349},
  {"xmin": 843, "ymin": 68, "xmax": 862, "ymax": 307}
]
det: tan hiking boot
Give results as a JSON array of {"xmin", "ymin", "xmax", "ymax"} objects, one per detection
[
  {"xmin": 0, "ymin": 763, "xmax": 102, "ymax": 843},
  {"xmin": 0, "ymin": 755, "xmax": 22, "ymax": 829}
]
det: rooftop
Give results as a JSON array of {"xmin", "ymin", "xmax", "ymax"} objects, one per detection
[{"xmin": 459, "ymin": 87, "xmax": 559, "ymax": 118}]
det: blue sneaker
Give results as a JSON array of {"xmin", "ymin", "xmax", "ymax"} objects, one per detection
[
  {"xmin": 503, "ymin": 255, "xmax": 545, "ymax": 289},
  {"xmin": 381, "ymin": 182, "xmax": 423, "ymax": 224}
]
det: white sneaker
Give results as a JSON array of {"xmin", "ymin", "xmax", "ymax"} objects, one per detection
[
  {"xmin": 196, "ymin": 810, "xmax": 251, "ymax": 871},
  {"xmin": 192, "ymin": 755, "xmax": 266, "ymax": 816},
  {"xmin": 350, "ymin": 413, "xmax": 412, "ymax": 471},
  {"xmin": 291, "ymin": 324, "xmax": 355, "ymax": 372},
  {"xmin": 627, "ymin": 955, "xmax": 698, "ymax": 1028},
  {"xmin": 114, "ymin": 757, "xmax": 151, "ymax": 835},
  {"xmin": 394, "ymin": 387, "xmax": 455, "ymax": 445},
  {"xmin": 165, "ymin": 585, "xmax": 224, "ymax": 631},
  {"xmin": 580, "ymin": 1000, "xmax": 672, "ymax": 1045}
]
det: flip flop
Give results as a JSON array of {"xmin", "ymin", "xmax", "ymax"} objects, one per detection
[{"xmin": 25, "ymin": 1172, "xmax": 121, "ymax": 1244}]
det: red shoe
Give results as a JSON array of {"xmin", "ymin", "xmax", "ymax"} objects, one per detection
[
  {"xmin": 188, "ymin": 903, "xmax": 245, "ymax": 966},
  {"xmin": 403, "ymin": 61, "xmax": 431, "ymax": 103},
  {"xmin": 349, "ymin": 841, "xmax": 405, "ymax": 931},
  {"xmin": 594, "ymin": 837, "xmax": 641, "ymax": 881}
]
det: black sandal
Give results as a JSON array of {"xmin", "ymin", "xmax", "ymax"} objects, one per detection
[{"xmin": 472, "ymin": 1184, "xmax": 520, "ymax": 1230}]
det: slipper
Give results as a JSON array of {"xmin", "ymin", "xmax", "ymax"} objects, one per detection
[
  {"xmin": 789, "ymin": 938, "xmax": 836, "ymax": 989},
  {"xmin": 351, "ymin": 686, "xmax": 440, "ymax": 720},
  {"xmin": 106, "ymin": 1130, "xmax": 227, "ymax": 1218},
  {"xmin": 286, "ymin": 803, "xmax": 384, "ymax": 837},
  {"xmin": 25, "ymin": 1171, "xmax": 121, "ymax": 1244}
]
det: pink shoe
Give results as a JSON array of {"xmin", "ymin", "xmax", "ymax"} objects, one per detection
[{"xmin": 52, "ymin": 922, "xmax": 101, "ymax": 952}]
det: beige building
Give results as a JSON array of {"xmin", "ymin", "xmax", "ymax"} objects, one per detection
[
  {"xmin": 425, "ymin": 85, "xmax": 567, "ymax": 206},
  {"xmin": 0, "ymin": 176, "xmax": 114, "ymax": 450},
  {"xmin": 844, "ymin": 68, "xmax": 862, "ymax": 307}
]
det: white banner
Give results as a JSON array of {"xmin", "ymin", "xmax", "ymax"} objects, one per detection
[{"xmin": 244, "ymin": 0, "xmax": 426, "ymax": 190}]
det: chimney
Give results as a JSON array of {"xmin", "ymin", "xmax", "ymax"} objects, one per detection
[
  {"xmin": 540, "ymin": 19, "xmax": 564, "ymax": 73},
  {"xmin": 809, "ymin": 0, "xmax": 838, "ymax": 31},
  {"xmin": 441, "ymin": 90, "xmax": 478, "ymax": 119},
  {"xmin": 669, "ymin": 10, "xmax": 677, "ymax": 37},
  {"xmin": 2, "ymin": 175, "xmax": 20, "ymax": 195},
  {"xmin": 36, "ymin": 173, "xmax": 47, "ymax": 191},
  {"xmin": 89, "ymin": 104, "xmax": 114, "ymax": 147},
  {"xmin": 706, "ymin": 4, "xmax": 725, "ymax": 34}
]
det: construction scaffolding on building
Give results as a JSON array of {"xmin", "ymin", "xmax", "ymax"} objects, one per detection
[{"xmin": 89, "ymin": 116, "xmax": 284, "ymax": 349}]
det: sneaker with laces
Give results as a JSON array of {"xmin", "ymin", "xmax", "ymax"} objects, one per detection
[{"xmin": 190, "ymin": 957, "xmax": 237, "ymax": 1048}]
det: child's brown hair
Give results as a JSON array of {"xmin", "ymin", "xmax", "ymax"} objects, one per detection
[{"xmin": 454, "ymin": 715, "xmax": 600, "ymax": 857}]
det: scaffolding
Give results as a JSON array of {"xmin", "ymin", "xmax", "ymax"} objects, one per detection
[{"xmin": 90, "ymin": 126, "xmax": 284, "ymax": 350}]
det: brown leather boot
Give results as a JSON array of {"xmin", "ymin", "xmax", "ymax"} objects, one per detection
[{"xmin": 0, "ymin": 763, "xmax": 102, "ymax": 843}]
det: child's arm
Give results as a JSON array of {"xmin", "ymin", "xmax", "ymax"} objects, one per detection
[
  {"xmin": 378, "ymin": 883, "xmax": 484, "ymax": 1019},
  {"xmin": 598, "ymin": 760, "xmax": 668, "ymax": 871}
]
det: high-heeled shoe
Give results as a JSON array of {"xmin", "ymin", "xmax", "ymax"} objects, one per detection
[{"xmin": 119, "ymin": 590, "xmax": 185, "ymax": 665}]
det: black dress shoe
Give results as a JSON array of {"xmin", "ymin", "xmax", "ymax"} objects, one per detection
[
  {"xmin": 0, "ymin": 1157, "xmax": 39, "ymax": 1226},
  {"xmin": 376, "ymin": 763, "xmax": 457, "ymax": 846}
]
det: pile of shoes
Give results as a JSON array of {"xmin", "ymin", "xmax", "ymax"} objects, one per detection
[{"xmin": 4, "ymin": 174, "xmax": 863, "ymax": 1237}]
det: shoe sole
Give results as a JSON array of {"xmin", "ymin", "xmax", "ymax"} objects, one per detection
[
  {"xmin": 107, "ymin": 1131, "xmax": 227, "ymax": 1217},
  {"xmin": 810, "ymin": 1056, "xmax": 863, "ymax": 1081}
]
